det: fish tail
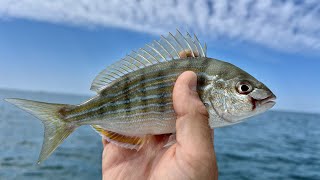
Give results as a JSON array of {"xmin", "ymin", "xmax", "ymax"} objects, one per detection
[{"xmin": 4, "ymin": 98, "xmax": 77, "ymax": 164}]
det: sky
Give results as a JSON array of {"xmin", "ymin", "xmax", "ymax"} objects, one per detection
[{"xmin": 0, "ymin": 0, "xmax": 319, "ymax": 113}]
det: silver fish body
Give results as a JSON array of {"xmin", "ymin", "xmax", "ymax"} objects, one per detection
[
  {"xmin": 5, "ymin": 30, "xmax": 276, "ymax": 163},
  {"xmin": 63, "ymin": 57, "xmax": 275, "ymax": 135},
  {"xmin": 65, "ymin": 57, "xmax": 217, "ymax": 135}
]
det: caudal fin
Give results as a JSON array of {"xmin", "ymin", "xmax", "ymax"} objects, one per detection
[{"xmin": 5, "ymin": 98, "xmax": 77, "ymax": 163}]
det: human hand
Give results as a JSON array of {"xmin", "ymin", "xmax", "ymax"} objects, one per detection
[{"xmin": 101, "ymin": 71, "xmax": 218, "ymax": 180}]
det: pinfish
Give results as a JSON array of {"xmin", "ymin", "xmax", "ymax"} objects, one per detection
[{"xmin": 5, "ymin": 30, "xmax": 276, "ymax": 163}]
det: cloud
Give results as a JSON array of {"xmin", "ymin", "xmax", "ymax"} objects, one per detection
[{"xmin": 0, "ymin": 0, "xmax": 319, "ymax": 52}]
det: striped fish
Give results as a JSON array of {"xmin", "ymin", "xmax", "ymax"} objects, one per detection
[{"xmin": 5, "ymin": 30, "xmax": 276, "ymax": 163}]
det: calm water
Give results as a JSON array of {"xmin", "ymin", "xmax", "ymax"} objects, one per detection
[{"xmin": 0, "ymin": 89, "xmax": 319, "ymax": 180}]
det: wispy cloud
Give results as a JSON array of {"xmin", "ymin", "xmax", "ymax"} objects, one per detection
[{"xmin": 0, "ymin": 0, "xmax": 319, "ymax": 52}]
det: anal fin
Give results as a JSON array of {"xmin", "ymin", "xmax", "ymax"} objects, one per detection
[
  {"xmin": 163, "ymin": 133, "xmax": 176, "ymax": 148},
  {"xmin": 92, "ymin": 125, "xmax": 144, "ymax": 150}
]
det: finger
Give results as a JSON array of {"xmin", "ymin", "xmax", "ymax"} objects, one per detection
[{"xmin": 173, "ymin": 71, "xmax": 214, "ymax": 156}]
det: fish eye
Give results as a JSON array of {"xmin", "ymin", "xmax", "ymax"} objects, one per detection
[{"xmin": 236, "ymin": 81, "xmax": 253, "ymax": 95}]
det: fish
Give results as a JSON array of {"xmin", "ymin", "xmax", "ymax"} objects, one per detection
[{"xmin": 5, "ymin": 30, "xmax": 276, "ymax": 163}]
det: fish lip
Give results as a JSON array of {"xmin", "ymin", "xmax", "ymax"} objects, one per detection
[
  {"xmin": 260, "ymin": 95, "xmax": 277, "ymax": 105},
  {"xmin": 252, "ymin": 95, "xmax": 276, "ymax": 110}
]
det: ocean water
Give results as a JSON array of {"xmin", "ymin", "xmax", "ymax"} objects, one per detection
[{"xmin": 0, "ymin": 89, "xmax": 319, "ymax": 180}]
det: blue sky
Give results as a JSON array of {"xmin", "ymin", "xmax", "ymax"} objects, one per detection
[{"xmin": 0, "ymin": 0, "xmax": 319, "ymax": 113}]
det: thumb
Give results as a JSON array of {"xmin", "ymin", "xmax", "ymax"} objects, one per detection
[{"xmin": 173, "ymin": 71, "xmax": 214, "ymax": 155}]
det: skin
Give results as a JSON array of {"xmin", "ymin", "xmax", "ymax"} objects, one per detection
[{"xmin": 101, "ymin": 71, "xmax": 218, "ymax": 180}]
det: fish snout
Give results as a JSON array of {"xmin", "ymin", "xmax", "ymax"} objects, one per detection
[
  {"xmin": 260, "ymin": 94, "xmax": 276, "ymax": 105},
  {"xmin": 249, "ymin": 89, "xmax": 276, "ymax": 111}
]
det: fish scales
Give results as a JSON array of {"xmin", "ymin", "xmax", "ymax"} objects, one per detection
[
  {"xmin": 5, "ymin": 30, "xmax": 276, "ymax": 163},
  {"xmin": 64, "ymin": 58, "xmax": 210, "ymax": 134}
]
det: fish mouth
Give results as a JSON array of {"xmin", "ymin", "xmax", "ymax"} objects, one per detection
[
  {"xmin": 252, "ymin": 95, "xmax": 276, "ymax": 110},
  {"xmin": 260, "ymin": 95, "xmax": 276, "ymax": 105}
]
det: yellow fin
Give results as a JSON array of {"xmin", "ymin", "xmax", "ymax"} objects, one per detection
[{"xmin": 92, "ymin": 125, "xmax": 144, "ymax": 150}]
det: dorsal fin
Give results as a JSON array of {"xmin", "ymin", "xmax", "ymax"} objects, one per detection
[{"xmin": 90, "ymin": 30, "xmax": 207, "ymax": 92}]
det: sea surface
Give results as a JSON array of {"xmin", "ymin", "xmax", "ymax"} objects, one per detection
[{"xmin": 0, "ymin": 89, "xmax": 319, "ymax": 180}]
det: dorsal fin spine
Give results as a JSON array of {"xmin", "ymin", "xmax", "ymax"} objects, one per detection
[
  {"xmin": 132, "ymin": 50, "xmax": 152, "ymax": 65},
  {"xmin": 140, "ymin": 48, "xmax": 159, "ymax": 63},
  {"xmin": 161, "ymin": 35, "xmax": 180, "ymax": 58},
  {"xmin": 116, "ymin": 63, "xmax": 130, "ymax": 74},
  {"xmin": 169, "ymin": 32, "xmax": 185, "ymax": 57},
  {"xmin": 177, "ymin": 30, "xmax": 195, "ymax": 58},
  {"xmin": 154, "ymin": 40, "xmax": 174, "ymax": 60},
  {"xmin": 110, "ymin": 69, "xmax": 123, "ymax": 77},
  {"xmin": 113, "ymin": 62, "xmax": 128, "ymax": 74},
  {"xmin": 108, "ymin": 66, "xmax": 122, "ymax": 76},
  {"xmin": 127, "ymin": 54, "xmax": 145, "ymax": 68},
  {"xmin": 204, "ymin": 43, "xmax": 207, "ymax": 57},
  {"xmin": 100, "ymin": 77, "xmax": 115, "ymax": 84},
  {"xmin": 123, "ymin": 58, "xmax": 139, "ymax": 69},
  {"xmin": 194, "ymin": 33, "xmax": 205, "ymax": 57},
  {"xmin": 146, "ymin": 44, "xmax": 166, "ymax": 61},
  {"xmin": 120, "ymin": 60, "xmax": 135, "ymax": 72},
  {"xmin": 186, "ymin": 32, "xmax": 199, "ymax": 56},
  {"xmin": 100, "ymin": 77, "xmax": 113, "ymax": 83},
  {"xmin": 106, "ymin": 71, "xmax": 119, "ymax": 80}
]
